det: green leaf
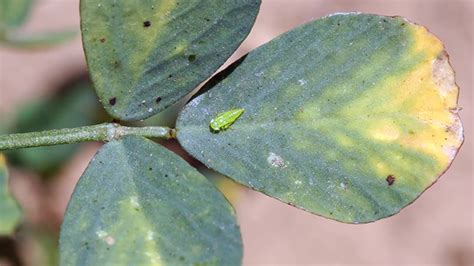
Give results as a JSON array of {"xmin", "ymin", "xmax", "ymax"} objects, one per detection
[
  {"xmin": 80, "ymin": 0, "xmax": 261, "ymax": 121},
  {"xmin": 1, "ymin": 29, "xmax": 77, "ymax": 48},
  {"xmin": 0, "ymin": 154, "xmax": 22, "ymax": 235},
  {"xmin": 0, "ymin": 0, "xmax": 33, "ymax": 31},
  {"xmin": 6, "ymin": 80, "xmax": 103, "ymax": 175},
  {"xmin": 60, "ymin": 136, "xmax": 242, "ymax": 265},
  {"xmin": 176, "ymin": 14, "xmax": 463, "ymax": 223}
]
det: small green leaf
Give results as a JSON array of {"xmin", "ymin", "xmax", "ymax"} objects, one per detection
[
  {"xmin": 80, "ymin": 0, "xmax": 260, "ymax": 121},
  {"xmin": 6, "ymin": 80, "xmax": 102, "ymax": 175},
  {"xmin": 176, "ymin": 14, "xmax": 463, "ymax": 223},
  {"xmin": 0, "ymin": 154, "xmax": 22, "ymax": 235},
  {"xmin": 60, "ymin": 136, "xmax": 242, "ymax": 265},
  {"xmin": 0, "ymin": 0, "xmax": 33, "ymax": 30}
]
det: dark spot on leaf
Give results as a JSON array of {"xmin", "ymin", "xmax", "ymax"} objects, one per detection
[
  {"xmin": 149, "ymin": 167, "xmax": 153, "ymax": 171},
  {"xmin": 143, "ymin": 20, "xmax": 151, "ymax": 27},
  {"xmin": 188, "ymin": 54, "xmax": 197, "ymax": 62},
  {"xmin": 156, "ymin": 96, "xmax": 162, "ymax": 104},
  {"xmin": 329, "ymin": 212, "xmax": 333, "ymax": 215},
  {"xmin": 168, "ymin": 74, "xmax": 173, "ymax": 78},
  {"xmin": 401, "ymin": 22, "xmax": 406, "ymax": 26},
  {"xmin": 100, "ymin": 38, "xmax": 106, "ymax": 43},
  {"xmin": 109, "ymin": 97, "xmax": 117, "ymax": 106},
  {"xmin": 386, "ymin": 175, "xmax": 395, "ymax": 186},
  {"xmin": 408, "ymin": 130, "xmax": 415, "ymax": 135},
  {"xmin": 204, "ymin": 17, "xmax": 210, "ymax": 22},
  {"xmin": 288, "ymin": 202, "xmax": 296, "ymax": 207}
]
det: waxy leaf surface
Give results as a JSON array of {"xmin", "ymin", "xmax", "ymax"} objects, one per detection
[
  {"xmin": 176, "ymin": 14, "xmax": 463, "ymax": 223},
  {"xmin": 60, "ymin": 136, "xmax": 241, "ymax": 265},
  {"xmin": 80, "ymin": 0, "xmax": 260, "ymax": 121}
]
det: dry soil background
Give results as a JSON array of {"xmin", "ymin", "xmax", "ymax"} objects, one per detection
[{"xmin": 0, "ymin": 0, "xmax": 472, "ymax": 265}]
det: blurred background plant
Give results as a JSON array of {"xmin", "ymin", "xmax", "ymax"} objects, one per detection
[
  {"xmin": 0, "ymin": 0, "xmax": 472, "ymax": 265},
  {"xmin": 0, "ymin": 0, "xmax": 76, "ymax": 49}
]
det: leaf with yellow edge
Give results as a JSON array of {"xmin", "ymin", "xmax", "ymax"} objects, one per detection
[
  {"xmin": 176, "ymin": 13, "xmax": 463, "ymax": 223},
  {"xmin": 0, "ymin": 154, "xmax": 22, "ymax": 235}
]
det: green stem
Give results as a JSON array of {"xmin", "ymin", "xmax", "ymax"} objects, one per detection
[{"xmin": 0, "ymin": 123, "xmax": 175, "ymax": 151}]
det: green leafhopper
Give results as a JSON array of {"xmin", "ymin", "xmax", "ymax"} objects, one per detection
[{"xmin": 209, "ymin": 108, "xmax": 245, "ymax": 133}]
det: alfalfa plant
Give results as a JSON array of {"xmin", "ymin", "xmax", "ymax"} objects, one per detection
[{"xmin": 0, "ymin": 1, "xmax": 463, "ymax": 265}]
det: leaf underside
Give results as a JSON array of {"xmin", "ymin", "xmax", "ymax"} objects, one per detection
[
  {"xmin": 176, "ymin": 13, "xmax": 463, "ymax": 223},
  {"xmin": 60, "ymin": 136, "xmax": 242, "ymax": 265},
  {"xmin": 80, "ymin": 0, "xmax": 261, "ymax": 121}
]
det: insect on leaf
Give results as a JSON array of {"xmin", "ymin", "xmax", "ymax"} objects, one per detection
[
  {"xmin": 210, "ymin": 108, "xmax": 245, "ymax": 132},
  {"xmin": 176, "ymin": 13, "xmax": 463, "ymax": 224}
]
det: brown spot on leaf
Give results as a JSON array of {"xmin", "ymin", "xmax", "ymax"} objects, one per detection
[
  {"xmin": 100, "ymin": 38, "xmax": 106, "ymax": 43},
  {"xmin": 109, "ymin": 97, "xmax": 117, "ymax": 106},
  {"xmin": 155, "ymin": 96, "xmax": 162, "ymax": 104},
  {"xmin": 188, "ymin": 54, "xmax": 196, "ymax": 62},
  {"xmin": 386, "ymin": 175, "xmax": 395, "ymax": 186},
  {"xmin": 143, "ymin": 21, "xmax": 151, "ymax": 27}
]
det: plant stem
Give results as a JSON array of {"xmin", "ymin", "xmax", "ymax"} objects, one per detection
[{"xmin": 0, "ymin": 123, "xmax": 175, "ymax": 150}]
